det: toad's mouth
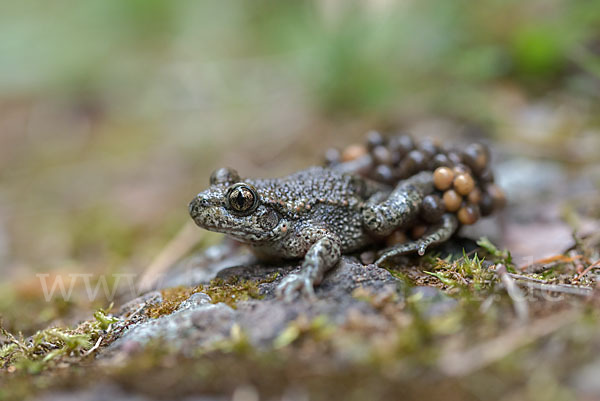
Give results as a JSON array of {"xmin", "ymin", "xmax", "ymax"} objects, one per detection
[{"xmin": 192, "ymin": 221, "xmax": 264, "ymax": 239}]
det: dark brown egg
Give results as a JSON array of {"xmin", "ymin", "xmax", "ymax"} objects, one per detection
[
  {"xmin": 390, "ymin": 149, "xmax": 402, "ymax": 166},
  {"xmin": 373, "ymin": 164, "xmax": 394, "ymax": 183},
  {"xmin": 431, "ymin": 153, "xmax": 452, "ymax": 169},
  {"xmin": 447, "ymin": 151, "xmax": 463, "ymax": 165},
  {"xmin": 487, "ymin": 184, "xmax": 506, "ymax": 209},
  {"xmin": 388, "ymin": 134, "xmax": 415, "ymax": 157},
  {"xmin": 433, "ymin": 167, "xmax": 455, "ymax": 191},
  {"xmin": 443, "ymin": 189, "xmax": 462, "ymax": 212},
  {"xmin": 467, "ymin": 187, "xmax": 482, "ymax": 204},
  {"xmin": 366, "ymin": 130, "xmax": 385, "ymax": 150},
  {"xmin": 479, "ymin": 192, "xmax": 494, "ymax": 216},
  {"xmin": 418, "ymin": 138, "xmax": 440, "ymax": 157},
  {"xmin": 458, "ymin": 203, "xmax": 480, "ymax": 225},
  {"xmin": 372, "ymin": 145, "xmax": 393, "ymax": 165},
  {"xmin": 402, "ymin": 150, "xmax": 427, "ymax": 172},
  {"xmin": 420, "ymin": 194, "xmax": 445, "ymax": 223},
  {"xmin": 342, "ymin": 144, "xmax": 368, "ymax": 162},
  {"xmin": 461, "ymin": 143, "xmax": 488, "ymax": 174},
  {"xmin": 478, "ymin": 167, "xmax": 494, "ymax": 183},
  {"xmin": 453, "ymin": 173, "xmax": 475, "ymax": 196},
  {"xmin": 453, "ymin": 163, "xmax": 472, "ymax": 175}
]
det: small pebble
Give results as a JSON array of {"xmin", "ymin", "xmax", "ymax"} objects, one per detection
[
  {"xmin": 453, "ymin": 173, "xmax": 475, "ymax": 196},
  {"xmin": 342, "ymin": 144, "xmax": 368, "ymax": 162},
  {"xmin": 443, "ymin": 189, "xmax": 462, "ymax": 212},
  {"xmin": 458, "ymin": 203, "xmax": 480, "ymax": 225},
  {"xmin": 372, "ymin": 145, "xmax": 393, "ymax": 165},
  {"xmin": 433, "ymin": 167, "xmax": 455, "ymax": 191},
  {"xmin": 420, "ymin": 194, "xmax": 445, "ymax": 223},
  {"xmin": 366, "ymin": 130, "xmax": 385, "ymax": 149},
  {"xmin": 360, "ymin": 250, "xmax": 377, "ymax": 264},
  {"xmin": 324, "ymin": 148, "xmax": 341, "ymax": 166},
  {"xmin": 467, "ymin": 187, "xmax": 482, "ymax": 204}
]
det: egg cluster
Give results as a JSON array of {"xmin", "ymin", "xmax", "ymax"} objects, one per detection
[{"xmin": 324, "ymin": 131, "xmax": 505, "ymax": 229}]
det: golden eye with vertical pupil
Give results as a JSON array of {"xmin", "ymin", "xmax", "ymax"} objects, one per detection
[{"xmin": 226, "ymin": 184, "xmax": 258, "ymax": 213}]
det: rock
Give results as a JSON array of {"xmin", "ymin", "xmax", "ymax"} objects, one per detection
[
  {"xmin": 118, "ymin": 291, "xmax": 163, "ymax": 317},
  {"xmin": 177, "ymin": 292, "xmax": 212, "ymax": 311},
  {"xmin": 571, "ymin": 357, "xmax": 600, "ymax": 398},
  {"xmin": 108, "ymin": 303, "xmax": 235, "ymax": 352},
  {"xmin": 33, "ymin": 383, "xmax": 225, "ymax": 401},
  {"xmin": 107, "ymin": 257, "xmax": 402, "ymax": 351}
]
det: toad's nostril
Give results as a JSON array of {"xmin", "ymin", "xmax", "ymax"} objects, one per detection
[
  {"xmin": 189, "ymin": 196, "xmax": 211, "ymax": 216},
  {"xmin": 188, "ymin": 199, "xmax": 197, "ymax": 216}
]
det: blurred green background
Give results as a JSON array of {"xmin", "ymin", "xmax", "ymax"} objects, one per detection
[{"xmin": 0, "ymin": 0, "xmax": 599, "ymax": 330}]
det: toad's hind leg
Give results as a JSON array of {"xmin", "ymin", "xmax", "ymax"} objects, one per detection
[
  {"xmin": 375, "ymin": 214, "xmax": 458, "ymax": 265},
  {"xmin": 362, "ymin": 171, "xmax": 434, "ymax": 237}
]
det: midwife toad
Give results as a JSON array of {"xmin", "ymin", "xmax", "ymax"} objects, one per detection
[{"xmin": 189, "ymin": 134, "xmax": 503, "ymax": 300}]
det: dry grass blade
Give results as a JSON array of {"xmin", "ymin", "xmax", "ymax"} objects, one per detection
[
  {"xmin": 138, "ymin": 221, "xmax": 204, "ymax": 293},
  {"xmin": 575, "ymin": 259, "xmax": 600, "ymax": 282},
  {"xmin": 495, "ymin": 264, "xmax": 529, "ymax": 323},
  {"xmin": 519, "ymin": 254, "xmax": 583, "ymax": 273},
  {"xmin": 514, "ymin": 280, "xmax": 593, "ymax": 297}
]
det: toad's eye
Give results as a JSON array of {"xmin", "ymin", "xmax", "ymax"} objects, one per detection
[{"xmin": 226, "ymin": 184, "xmax": 258, "ymax": 213}]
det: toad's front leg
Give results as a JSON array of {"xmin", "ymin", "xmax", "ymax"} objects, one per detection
[{"xmin": 276, "ymin": 230, "xmax": 342, "ymax": 301}]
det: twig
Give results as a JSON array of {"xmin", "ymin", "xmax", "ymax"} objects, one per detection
[
  {"xmin": 495, "ymin": 264, "xmax": 529, "ymax": 322},
  {"xmin": 570, "ymin": 250, "xmax": 585, "ymax": 275},
  {"xmin": 507, "ymin": 273, "xmax": 595, "ymax": 296},
  {"xmin": 82, "ymin": 336, "xmax": 103, "ymax": 357},
  {"xmin": 518, "ymin": 254, "xmax": 583, "ymax": 273},
  {"xmin": 514, "ymin": 280, "xmax": 593, "ymax": 297},
  {"xmin": 506, "ymin": 273, "xmax": 546, "ymax": 284},
  {"xmin": 575, "ymin": 259, "xmax": 600, "ymax": 282}
]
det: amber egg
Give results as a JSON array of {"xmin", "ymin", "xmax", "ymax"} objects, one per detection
[
  {"xmin": 443, "ymin": 189, "xmax": 462, "ymax": 212},
  {"xmin": 454, "ymin": 173, "xmax": 475, "ymax": 196},
  {"xmin": 433, "ymin": 167, "xmax": 455, "ymax": 191},
  {"xmin": 458, "ymin": 204, "xmax": 480, "ymax": 225},
  {"xmin": 341, "ymin": 144, "xmax": 368, "ymax": 162}
]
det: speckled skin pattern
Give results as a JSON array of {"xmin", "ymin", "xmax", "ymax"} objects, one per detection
[{"xmin": 189, "ymin": 166, "xmax": 458, "ymax": 300}]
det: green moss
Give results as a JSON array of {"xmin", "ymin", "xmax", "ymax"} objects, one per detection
[
  {"xmin": 425, "ymin": 251, "xmax": 495, "ymax": 294},
  {"xmin": 476, "ymin": 237, "xmax": 514, "ymax": 270},
  {"xmin": 0, "ymin": 306, "xmax": 120, "ymax": 373},
  {"xmin": 201, "ymin": 274, "xmax": 278, "ymax": 309},
  {"xmin": 145, "ymin": 286, "xmax": 203, "ymax": 319},
  {"xmin": 145, "ymin": 273, "xmax": 280, "ymax": 319}
]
